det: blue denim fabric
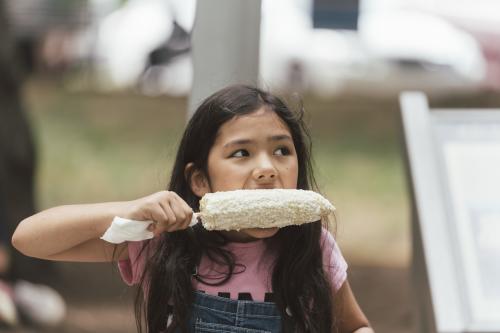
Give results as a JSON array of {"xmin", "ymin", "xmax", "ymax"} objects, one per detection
[{"xmin": 188, "ymin": 291, "xmax": 282, "ymax": 332}]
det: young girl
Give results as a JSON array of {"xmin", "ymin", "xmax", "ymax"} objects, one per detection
[{"xmin": 12, "ymin": 85, "xmax": 374, "ymax": 333}]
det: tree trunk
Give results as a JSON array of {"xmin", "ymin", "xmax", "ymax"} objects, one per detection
[{"xmin": 0, "ymin": 0, "xmax": 55, "ymax": 284}]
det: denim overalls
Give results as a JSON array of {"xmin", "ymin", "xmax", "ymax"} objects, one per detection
[{"xmin": 186, "ymin": 291, "xmax": 282, "ymax": 332}]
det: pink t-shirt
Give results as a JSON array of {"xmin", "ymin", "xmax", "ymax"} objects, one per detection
[{"xmin": 118, "ymin": 228, "xmax": 347, "ymax": 302}]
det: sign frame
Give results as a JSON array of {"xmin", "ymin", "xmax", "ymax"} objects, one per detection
[{"xmin": 400, "ymin": 92, "xmax": 500, "ymax": 333}]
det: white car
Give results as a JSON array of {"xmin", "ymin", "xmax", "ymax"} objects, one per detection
[{"xmin": 89, "ymin": 0, "xmax": 487, "ymax": 97}]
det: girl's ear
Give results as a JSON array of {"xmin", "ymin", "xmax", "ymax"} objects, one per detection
[{"xmin": 185, "ymin": 162, "xmax": 210, "ymax": 197}]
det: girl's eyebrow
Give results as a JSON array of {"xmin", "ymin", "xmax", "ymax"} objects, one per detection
[
  {"xmin": 269, "ymin": 134, "xmax": 293, "ymax": 142},
  {"xmin": 223, "ymin": 135, "xmax": 292, "ymax": 148},
  {"xmin": 223, "ymin": 139, "xmax": 252, "ymax": 148}
]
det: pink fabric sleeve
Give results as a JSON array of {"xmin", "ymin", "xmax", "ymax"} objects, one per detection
[
  {"xmin": 118, "ymin": 240, "xmax": 148, "ymax": 286},
  {"xmin": 321, "ymin": 228, "xmax": 348, "ymax": 293}
]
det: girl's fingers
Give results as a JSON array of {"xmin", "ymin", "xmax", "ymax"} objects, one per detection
[
  {"xmin": 164, "ymin": 200, "xmax": 185, "ymax": 232},
  {"xmin": 139, "ymin": 191, "xmax": 193, "ymax": 234},
  {"xmin": 159, "ymin": 201, "xmax": 177, "ymax": 231},
  {"xmin": 169, "ymin": 195, "xmax": 187, "ymax": 220},
  {"xmin": 147, "ymin": 205, "xmax": 169, "ymax": 233},
  {"xmin": 182, "ymin": 211, "xmax": 194, "ymax": 229},
  {"xmin": 172, "ymin": 195, "xmax": 194, "ymax": 229}
]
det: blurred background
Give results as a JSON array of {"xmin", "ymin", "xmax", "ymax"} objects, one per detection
[{"xmin": 0, "ymin": 0, "xmax": 500, "ymax": 332}]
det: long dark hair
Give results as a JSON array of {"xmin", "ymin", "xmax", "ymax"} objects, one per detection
[{"xmin": 135, "ymin": 85, "xmax": 336, "ymax": 332}]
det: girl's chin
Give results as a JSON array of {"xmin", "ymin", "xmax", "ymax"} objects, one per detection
[
  {"xmin": 242, "ymin": 227, "xmax": 279, "ymax": 239},
  {"xmin": 221, "ymin": 227, "xmax": 280, "ymax": 242}
]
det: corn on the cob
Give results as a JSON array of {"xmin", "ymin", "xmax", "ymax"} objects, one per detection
[{"xmin": 196, "ymin": 189, "xmax": 335, "ymax": 231}]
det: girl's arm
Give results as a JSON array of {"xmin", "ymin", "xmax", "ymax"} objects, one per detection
[
  {"xmin": 335, "ymin": 281, "xmax": 375, "ymax": 333},
  {"xmin": 13, "ymin": 201, "xmax": 129, "ymax": 262},
  {"xmin": 11, "ymin": 191, "xmax": 193, "ymax": 262}
]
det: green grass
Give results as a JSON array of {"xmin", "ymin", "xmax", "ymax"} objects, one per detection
[{"xmin": 24, "ymin": 80, "xmax": 410, "ymax": 266}]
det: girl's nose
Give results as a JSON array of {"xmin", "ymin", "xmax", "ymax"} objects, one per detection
[
  {"xmin": 255, "ymin": 168, "xmax": 276, "ymax": 181},
  {"xmin": 252, "ymin": 155, "xmax": 277, "ymax": 181}
]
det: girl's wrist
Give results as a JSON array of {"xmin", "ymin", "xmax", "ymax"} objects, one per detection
[
  {"xmin": 90, "ymin": 201, "xmax": 134, "ymax": 235},
  {"xmin": 116, "ymin": 199, "xmax": 141, "ymax": 221},
  {"xmin": 113, "ymin": 200, "xmax": 134, "ymax": 219}
]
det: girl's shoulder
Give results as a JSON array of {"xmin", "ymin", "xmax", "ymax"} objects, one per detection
[
  {"xmin": 320, "ymin": 226, "xmax": 337, "ymax": 249},
  {"xmin": 320, "ymin": 226, "xmax": 348, "ymax": 292}
]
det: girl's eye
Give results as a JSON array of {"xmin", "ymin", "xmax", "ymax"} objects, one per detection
[
  {"xmin": 230, "ymin": 149, "xmax": 249, "ymax": 158},
  {"xmin": 274, "ymin": 147, "xmax": 291, "ymax": 156}
]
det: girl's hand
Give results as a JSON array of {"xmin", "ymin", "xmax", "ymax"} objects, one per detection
[{"xmin": 124, "ymin": 191, "xmax": 193, "ymax": 235}]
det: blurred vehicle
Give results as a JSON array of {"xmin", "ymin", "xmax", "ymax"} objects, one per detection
[
  {"xmin": 261, "ymin": 0, "xmax": 486, "ymax": 97},
  {"xmin": 92, "ymin": 0, "xmax": 488, "ymax": 97},
  {"xmin": 353, "ymin": 9, "xmax": 486, "ymax": 97},
  {"xmin": 5, "ymin": 0, "xmax": 496, "ymax": 97},
  {"xmin": 91, "ymin": 0, "xmax": 194, "ymax": 95},
  {"xmin": 428, "ymin": 0, "xmax": 500, "ymax": 92}
]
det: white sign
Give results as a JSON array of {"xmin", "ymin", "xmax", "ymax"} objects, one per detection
[
  {"xmin": 443, "ymin": 142, "xmax": 500, "ymax": 327},
  {"xmin": 400, "ymin": 92, "xmax": 500, "ymax": 332}
]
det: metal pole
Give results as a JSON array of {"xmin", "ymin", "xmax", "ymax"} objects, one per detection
[{"xmin": 188, "ymin": 0, "xmax": 261, "ymax": 119}]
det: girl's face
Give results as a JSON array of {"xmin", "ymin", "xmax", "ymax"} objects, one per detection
[{"xmin": 204, "ymin": 107, "xmax": 299, "ymax": 241}]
